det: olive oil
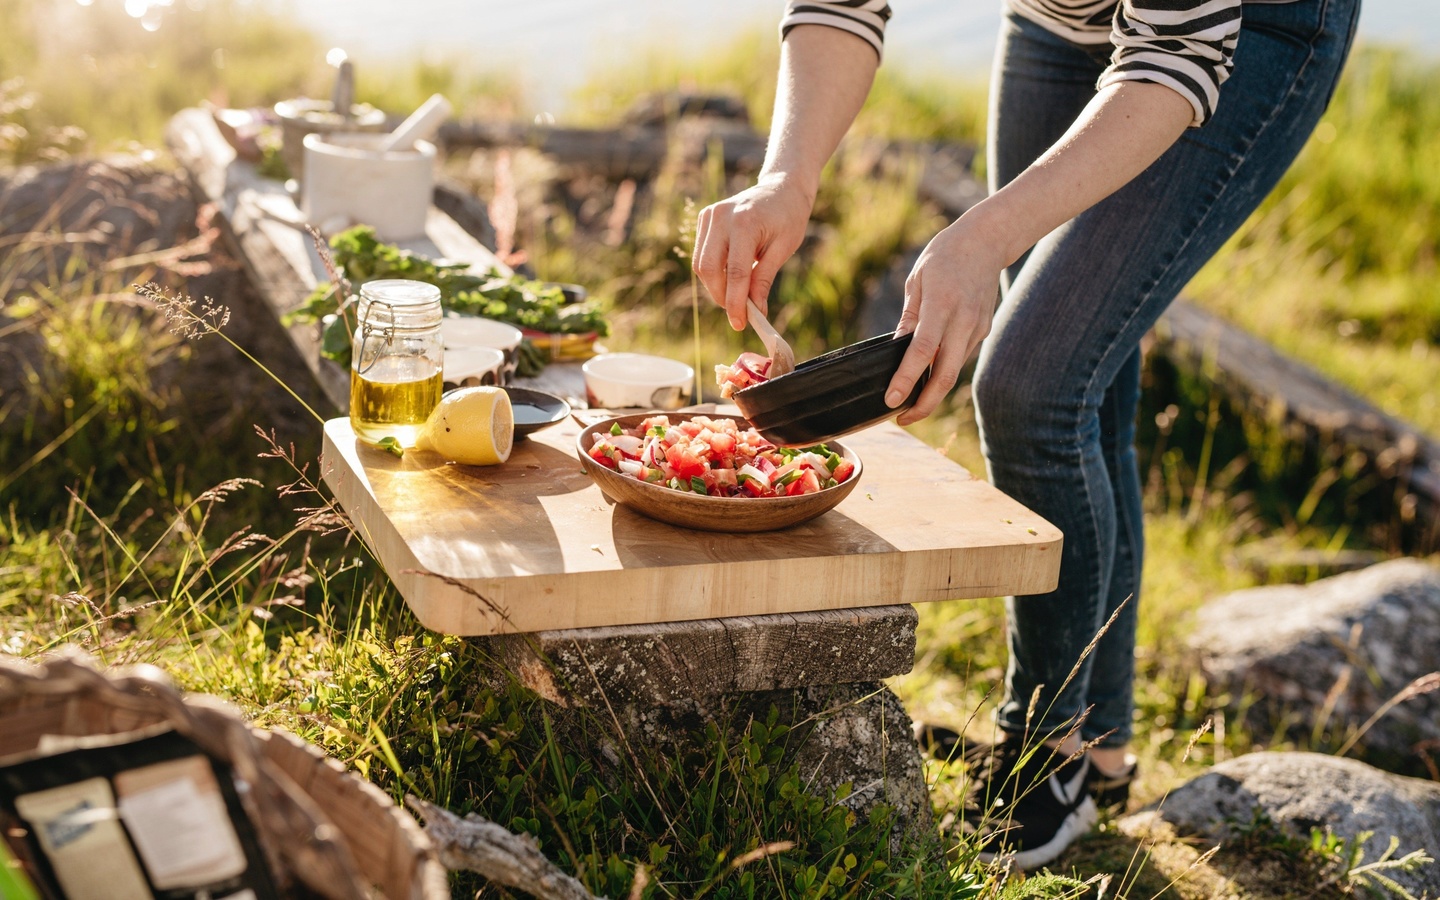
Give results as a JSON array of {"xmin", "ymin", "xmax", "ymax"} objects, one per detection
[{"xmin": 350, "ymin": 367, "xmax": 442, "ymax": 447}]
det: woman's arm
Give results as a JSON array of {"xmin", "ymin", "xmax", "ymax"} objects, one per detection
[
  {"xmin": 887, "ymin": 80, "xmax": 1195, "ymax": 424},
  {"xmin": 692, "ymin": 25, "xmax": 878, "ymax": 330}
]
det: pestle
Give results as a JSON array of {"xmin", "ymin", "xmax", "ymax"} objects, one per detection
[
  {"xmin": 329, "ymin": 49, "xmax": 355, "ymax": 122},
  {"xmin": 379, "ymin": 93, "xmax": 452, "ymax": 152}
]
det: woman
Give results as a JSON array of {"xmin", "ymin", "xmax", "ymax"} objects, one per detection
[{"xmin": 691, "ymin": 0, "xmax": 1359, "ymax": 868}]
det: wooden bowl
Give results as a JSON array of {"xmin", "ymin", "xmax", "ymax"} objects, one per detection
[{"xmin": 575, "ymin": 413, "xmax": 863, "ymax": 532}]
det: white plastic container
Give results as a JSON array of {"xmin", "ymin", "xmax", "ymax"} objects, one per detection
[{"xmin": 301, "ymin": 133, "xmax": 436, "ymax": 241}]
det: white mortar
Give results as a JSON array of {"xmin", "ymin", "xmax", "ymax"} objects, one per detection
[{"xmin": 301, "ymin": 133, "xmax": 436, "ymax": 241}]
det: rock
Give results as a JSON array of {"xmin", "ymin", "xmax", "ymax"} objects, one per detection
[
  {"xmin": 1191, "ymin": 559, "xmax": 1440, "ymax": 769},
  {"xmin": 1121, "ymin": 751, "xmax": 1440, "ymax": 896},
  {"xmin": 0, "ymin": 155, "xmax": 334, "ymax": 445},
  {"xmin": 554, "ymin": 681, "xmax": 934, "ymax": 853}
]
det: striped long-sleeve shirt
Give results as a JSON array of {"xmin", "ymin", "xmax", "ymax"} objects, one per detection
[{"xmin": 780, "ymin": 0, "xmax": 1244, "ymax": 126}]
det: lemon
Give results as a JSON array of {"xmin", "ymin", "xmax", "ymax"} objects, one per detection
[{"xmin": 415, "ymin": 386, "xmax": 514, "ymax": 465}]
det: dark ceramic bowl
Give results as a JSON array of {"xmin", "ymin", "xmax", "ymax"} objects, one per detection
[
  {"xmin": 503, "ymin": 387, "xmax": 570, "ymax": 440},
  {"xmin": 731, "ymin": 332, "xmax": 928, "ymax": 446}
]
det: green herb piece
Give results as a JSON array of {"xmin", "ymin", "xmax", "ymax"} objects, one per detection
[
  {"xmin": 376, "ymin": 436, "xmax": 405, "ymax": 457},
  {"xmin": 690, "ymin": 476, "xmax": 708, "ymax": 495}
]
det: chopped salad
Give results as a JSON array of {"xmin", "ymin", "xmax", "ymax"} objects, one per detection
[
  {"xmin": 586, "ymin": 415, "xmax": 855, "ymax": 498},
  {"xmin": 714, "ymin": 352, "xmax": 773, "ymax": 399}
]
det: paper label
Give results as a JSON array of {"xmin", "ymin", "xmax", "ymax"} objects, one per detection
[
  {"xmin": 14, "ymin": 778, "xmax": 153, "ymax": 900},
  {"xmin": 115, "ymin": 757, "xmax": 248, "ymax": 889}
]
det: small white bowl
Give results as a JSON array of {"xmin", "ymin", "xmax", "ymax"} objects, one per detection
[
  {"xmin": 443, "ymin": 347, "xmax": 506, "ymax": 388},
  {"xmin": 441, "ymin": 316, "xmax": 523, "ymax": 353},
  {"xmin": 442, "ymin": 315, "xmax": 523, "ymax": 383},
  {"xmin": 582, "ymin": 353, "xmax": 694, "ymax": 410}
]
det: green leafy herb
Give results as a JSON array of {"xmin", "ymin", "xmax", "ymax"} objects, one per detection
[
  {"xmin": 376, "ymin": 436, "xmax": 405, "ymax": 457},
  {"xmin": 283, "ymin": 226, "xmax": 608, "ymax": 375}
]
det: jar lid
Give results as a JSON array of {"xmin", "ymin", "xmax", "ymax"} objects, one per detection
[{"xmin": 360, "ymin": 279, "xmax": 442, "ymax": 307}]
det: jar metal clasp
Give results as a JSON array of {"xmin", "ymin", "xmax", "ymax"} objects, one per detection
[{"xmin": 354, "ymin": 298, "xmax": 397, "ymax": 376}]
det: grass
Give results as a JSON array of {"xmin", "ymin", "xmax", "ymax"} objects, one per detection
[
  {"xmin": 1187, "ymin": 48, "xmax": 1440, "ymax": 437},
  {"xmin": 0, "ymin": 0, "xmax": 524, "ymax": 159},
  {"xmin": 4, "ymin": 4, "xmax": 1440, "ymax": 897}
]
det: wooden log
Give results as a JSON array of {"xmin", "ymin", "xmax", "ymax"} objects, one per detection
[
  {"xmin": 480, "ymin": 606, "xmax": 918, "ymax": 708},
  {"xmin": 1155, "ymin": 299, "xmax": 1440, "ymax": 530},
  {"xmin": 439, "ymin": 115, "xmax": 984, "ymax": 200},
  {"xmin": 405, "ymin": 798, "xmax": 598, "ymax": 900},
  {"xmin": 439, "ymin": 119, "xmax": 768, "ymax": 180}
]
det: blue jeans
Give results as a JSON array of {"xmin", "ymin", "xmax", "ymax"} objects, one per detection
[{"xmin": 973, "ymin": 0, "xmax": 1360, "ymax": 747}]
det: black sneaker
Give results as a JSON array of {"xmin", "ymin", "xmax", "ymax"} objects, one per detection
[
  {"xmin": 956, "ymin": 739, "xmax": 1097, "ymax": 870},
  {"xmin": 914, "ymin": 721, "xmax": 965, "ymax": 761},
  {"xmin": 916, "ymin": 722, "xmax": 1136, "ymax": 811},
  {"xmin": 1085, "ymin": 758, "xmax": 1137, "ymax": 810}
]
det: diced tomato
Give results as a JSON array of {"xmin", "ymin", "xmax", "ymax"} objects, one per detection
[
  {"xmin": 588, "ymin": 441, "xmax": 619, "ymax": 470},
  {"xmin": 785, "ymin": 470, "xmax": 821, "ymax": 496},
  {"xmin": 740, "ymin": 476, "xmax": 771, "ymax": 498},
  {"xmin": 664, "ymin": 444, "xmax": 706, "ymax": 479},
  {"xmin": 708, "ymin": 432, "xmax": 736, "ymax": 455},
  {"xmin": 832, "ymin": 460, "xmax": 855, "ymax": 483}
]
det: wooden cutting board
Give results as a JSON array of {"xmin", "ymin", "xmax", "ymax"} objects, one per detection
[{"xmin": 321, "ymin": 416, "xmax": 1062, "ymax": 635}]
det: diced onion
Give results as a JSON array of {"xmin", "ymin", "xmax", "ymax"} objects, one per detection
[{"xmin": 737, "ymin": 463, "xmax": 769, "ymax": 485}]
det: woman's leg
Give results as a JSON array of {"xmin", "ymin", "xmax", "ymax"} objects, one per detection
[{"xmin": 977, "ymin": 0, "xmax": 1362, "ymax": 748}]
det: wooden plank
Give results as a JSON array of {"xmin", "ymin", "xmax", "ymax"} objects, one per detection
[
  {"xmin": 320, "ymin": 415, "xmax": 1062, "ymax": 635},
  {"xmin": 164, "ymin": 108, "xmax": 511, "ymax": 412},
  {"xmin": 481, "ymin": 605, "xmax": 918, "ymax": 706},
  {"xmin": 1155, "ymin": 299, "xmax": 1440, "ymax": 513}
]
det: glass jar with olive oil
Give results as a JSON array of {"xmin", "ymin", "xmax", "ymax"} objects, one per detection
[{"xmin": 350, "ymin": 279, "xmax": 443, "ymax": 447}]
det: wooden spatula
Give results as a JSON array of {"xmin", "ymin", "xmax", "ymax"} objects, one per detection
[{"xmin": 746, "ymin": 300, "xmax": 796, "ymax": 378}]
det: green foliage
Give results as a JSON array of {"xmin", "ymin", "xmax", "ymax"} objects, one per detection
[
  {"xmin": 285, "ymin": 226, "xmax": 607, "ymax": 374},
  {"xmin": 0, "ymin": 251, "xmax": 184, "ymax": 518},
  {"xmin": 1189, "ymin": 49, "xmax": 1440, "ymax": 436},
  {"xmin": 1228, "ymin": 810, "xmax": 1436, "ymax": 898}
]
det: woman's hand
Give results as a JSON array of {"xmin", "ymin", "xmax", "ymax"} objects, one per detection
[
  {"xmin": 692, "ymin": 174, "xmax": 814, "ymax": 331},
  {"xmin": 885, "ymin": 215, "xmax": 1010, "ymax": 425},
  {"xmin": 885, "ymin": 83, "xmax": 1194, "ymax": 425}
]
